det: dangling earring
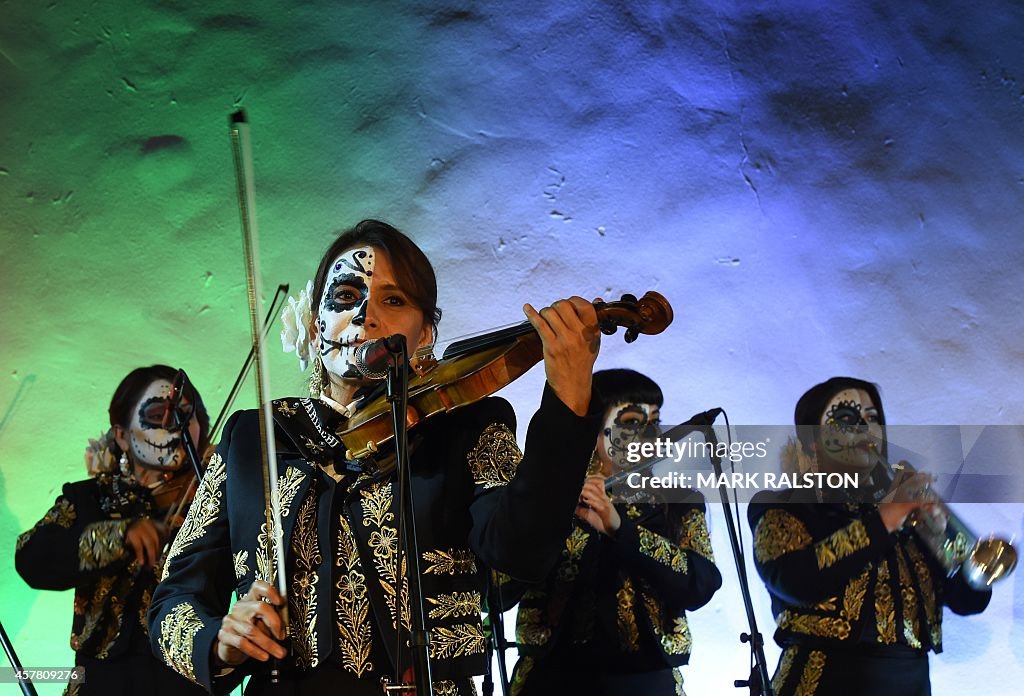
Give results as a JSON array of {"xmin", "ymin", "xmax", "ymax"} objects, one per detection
[
  {"xmin": 309, "ymin": 357, "xmax": 325, "ymax": 397},
  {"xmin": 119, "ymin": 452, "xmax": 131, "ymax": 477}
]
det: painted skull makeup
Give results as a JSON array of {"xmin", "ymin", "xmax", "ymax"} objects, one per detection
[
  {"xmin": 317, "ymin": 246, "xmax": 376, "ymax": 379},
  {"xmin": 818, "ymin": 388, "xmax": 883, "ymax": 473},
  {"xmin": 125, "ymin": 379, "xmax": 193, "ymax": 470},
  {"xmin": 599, "ymin": 402, "xmax": 661, "ymax": 473}
]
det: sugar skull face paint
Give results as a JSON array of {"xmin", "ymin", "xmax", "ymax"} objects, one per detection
[
  {"xmin": 125, "ymin": 379, "xmax": 195, "ymax": 470},
  {"xmin": 818, "ymin": 388, "xmax": 883, "ymax": 473},
  {"xmin": 314, "ymin": 246, "xmax": 431, "ymax": 383},
  {"xmin": 597, "ymin": 402, "xmax": 661, "ymax": 474},
  {"xmin": 316, "ymin": 246, "xmax": 376, "ymax": 379}
]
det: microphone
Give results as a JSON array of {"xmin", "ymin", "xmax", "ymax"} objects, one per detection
[
  {"xmin": 162, "ymin": 370, "xmax": 189, "ymax": 429},
  {"xmin": 353, "ymin": 335, "xmax": 407, "ymax": 379},
  {"xmin": 680, "ymin": 407, "xmax": 723, "ymax": 428}
]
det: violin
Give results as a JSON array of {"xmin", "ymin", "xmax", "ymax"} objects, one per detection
[{"xmin": 340, "ymin": 291, "xmax": 673, "ymax": 462}]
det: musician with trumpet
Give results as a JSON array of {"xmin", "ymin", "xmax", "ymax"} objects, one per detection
[
  {"xmin": 749, "ymin": 376, "xmax": 998, "ymax": 696},
  {"xmin": 15, "ymin": 364, "xmax": 211, "ymax": 696},
  {"xmin": 148, "ymin": 220, "xmax": 607, "ymax": 695}
]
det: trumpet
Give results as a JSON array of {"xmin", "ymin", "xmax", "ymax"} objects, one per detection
[{"xmin": 870, "ymin": 445, "xmax": 1017, "ymax": 590}]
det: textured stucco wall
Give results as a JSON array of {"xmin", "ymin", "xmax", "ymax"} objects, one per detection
[{"xmin": 1, "ymin": 1, "xmax": 1022, "ymax": 692}]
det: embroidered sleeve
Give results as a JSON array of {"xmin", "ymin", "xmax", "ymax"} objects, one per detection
[
  {"xmin": 748, "ymin": 501, "xmax": 897, "ymax": 606},
  {"xmin": 161, "ymin": 453, "xmax": 227, "ymax": 581},
  {"xmin": 78, "ymin": 519, "xmax": 131, "ymax": 570},
  {"xmin": 467, "ymin": 422, "xmax": 522, "ymax": 489},
  {"xmin": 156, "ymin": 602, "xmax": 205, "ymax": 684},
  {"xmin": 814, "ymin": 519, "xmax": 870, "ymax": 570},
  {"xmin": 677, "ymin": 507, "xmax": 715, "ymax": 563},
  {"xmin": 753, "ymin": 509, "xmax": 812, "ymax": 564}
]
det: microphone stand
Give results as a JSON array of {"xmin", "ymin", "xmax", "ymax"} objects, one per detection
[
  {"xmin": 0, "ymin": 620, "xmax": 38, "ymax": 696},
  {"xmin": 482, "ymin": 573, "xmax": 510, "ymax": 696},
  {"xmin": 701, "ymin": 423, "xmax": 773, "ymax": 696},
  {"xmin": 386, "ymin": 337, "xmax": 434, "ymax": 696}
]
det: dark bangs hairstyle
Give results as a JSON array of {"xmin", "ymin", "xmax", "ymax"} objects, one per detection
[
  {"xmin": 794, "ymin": 376, "xmax": 886, "ymax": 458},
  {"xmin": 310, "ymin": 219, "xmax": 442, "ymax": 338},
  {"xmin": 108, "ymin": 364, "xmax": 212, "ymax": 455},
  {"xmin": 592, "ymin": 369, "xmax": 664, "ymax": 414}
]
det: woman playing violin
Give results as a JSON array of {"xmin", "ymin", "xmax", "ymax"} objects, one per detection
[
  {"xmin": 149, "ymin": 219, "xmax": 603, "ymax": 695},
  {"xmin": 16, "ymin": 364, "xmax": 211, "ymax": 696}
]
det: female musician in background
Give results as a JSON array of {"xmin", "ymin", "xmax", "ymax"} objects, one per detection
[
  {"xmin": 748, "ymin": 376, "xmax": 991, "ymax": 695},
  {"xmin": 509, "ymin": 369, "xmax": 722, "ymax": 696},
  {"xmin": 149, "ymin": 219, "xmax": 603, "ymax": 695},
  {"xmin": 15, "ymin": 364, "xmax": 210, "ymax": 696}
]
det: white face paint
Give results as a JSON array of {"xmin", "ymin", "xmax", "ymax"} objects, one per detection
[
  {"xmin": 316, "ymin": 246, "xmax": 376, "ymax": 379},
  {"xmin": 314, "ymin": 246, "xmax": 431, "ymax": 384},
  {"xmin": 126, "ymin": 379, "xmax": 193, "ymax": 470},
  {"xmin": 597, "ymin": 401, "xmax": 661, "ymax": 474},
  {"xmin": 818, "ymin": 388, "xmax": 884, "ymax": 473}
]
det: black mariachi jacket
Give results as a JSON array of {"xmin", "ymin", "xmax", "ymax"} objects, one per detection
[
  {"xmin": 15, "ymin": 473, "xmax": 197, "ymax": 669},
  {"xmin": 148, "ymin": 385, "xmax": 600, "ymax": 693},
  {"xmin": 748, "ymin": 488, "xmax": 991, "ymax": 656},
  {"xmin": 509, "ymin": 494, "xmax": 721, "ymax": 675}
]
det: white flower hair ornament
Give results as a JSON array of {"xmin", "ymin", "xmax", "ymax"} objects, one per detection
[
  {"xmin": 84, "ymin": 429, "xmax": 118, "ymax": 476},
  {"xmin": 281, "ymin": 279, "xmax": 315, "ymax": 371}
]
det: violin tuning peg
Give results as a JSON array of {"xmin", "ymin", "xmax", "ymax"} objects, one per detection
[
  {"xmin": 620, "ymin": 293, "xmax": 638, "ymax": 303},
  {"xmin": 624, "ymin": 327, "xmax": 639, "ymax": 343}
]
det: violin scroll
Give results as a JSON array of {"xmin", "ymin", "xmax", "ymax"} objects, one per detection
[{"xmin": 594, "ymin": 291, "xmax": 673, "ymax": 343}]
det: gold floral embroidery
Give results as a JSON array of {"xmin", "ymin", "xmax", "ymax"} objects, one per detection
[
  {"xmin": 557, "ymin": 526, "xmax": 590, "ymax": 582},
  {"xmin": 277, "ymin": 466, "xmax": 307, "ymax": 518},
  {"xmin": 78, "ymin": 519, "xmax": 130, "ymax": 570},
  {"xmin": 638, "ymin": 526, "xmax": 686, "ymax": 573},
  {"xmin": 157, "ymin": 602, "xmax": 204, "ymax": 684},
  {"xmin": 467, "ymin": 423, "xmax": 521, "ymax": 489},
  {"xmin": 511, "ymin": 655, "xmax": 534, "ymax": 696},
  {"xmin": 794, "ymin": 649, "xmax": 825, "ymax": 696},
  {"xmin": 673, "ymin": 668, "xmax": 686, "ymax": 696},
  {"xmin": 895, "ymin": 545, "xmax": 922, "ymax": 648},
  {"xmin": 615, "ymin": 578, "xmax": 640, "ymax": 652},
  {"xmin": 233, "ymin": 550, "xmax": 249, "ymax": 582},
  {"xmin": 423, "ymin": 548, "xmax": 478, "ymax": 576},
  {"xmin": 361, "ymin": 481, "xmax": 410, "ymax": 631},
  {"xmin": 20, "ymin": 497, "xmax": 79, "ymax": 551},
  {"xmin": 276, "ymin": 400, "xmax": 298, "ymax": 417},
  {"xmin": 754, "ymin": 509, "xmax": 812, "ymax": 564},
  {"xmin": 433, "ymin": 681, "xmax": 459, "ymax": 696},
  {"xmin": 71, "ymin": 577, "xmax": 113, "ymax": 651},
  {"xmin": 772, "ymin": 645, "xmax": 798, "ymax": 693},
  {"xmin": 626, "ymin": 505, "xmax": 642, "ymax": 519},
  {"xmin": 255, "ymin": 466, "xmax": 308, "ymax": 584},
  {"xmin": 677, "ymin": 508, "xmax": 714, "ymax": 562},
  {"xmin": 139, "ymin": 587, "xmax": 152, "ymax": 634},
  {"xmin": 162, "ymin": 453, "xmax": 227, "ymax": 581},
  {"xmin": 427, "ymin": 591, "xmax": 482, "ymax": 620},
  {"xmin": 874, "ymin": 559, "xmax": 896, "ymax": 644},
  {"xmin": 429, "ymin": 622, "xmax": 486, "ymax": 659},
  {"xmin": 814, "ymin": 519, "xmax": 870, "ymax": 570},
  {"xmin": 289, "ymin": 491, "xmax": 321, "ymax": 669},
  {"xmin": 641, "ymin": 591, "xmax": 691, "ymax": 655},
  {"xmin": 515, "ymin": 605, "xmax": 551, "ymax": 647},
  {"xmin": 904, "ymin": 541, "xmax": 941, "ymax": 647},
  {"xmin": 336, "ymin": 511, "xmax": 374, "ymax": 677},
  {"xmin": 778, "ymin": 567, "xmax": 870, "ymax": 640},
  {"xmin": 94, "ymin": 589, "xmax": 125, "ymax": 659}
]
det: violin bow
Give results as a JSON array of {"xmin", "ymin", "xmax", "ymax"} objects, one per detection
[{"xmin": 229, "ymin": 111, "xmax": 289, "ymax": 660}]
